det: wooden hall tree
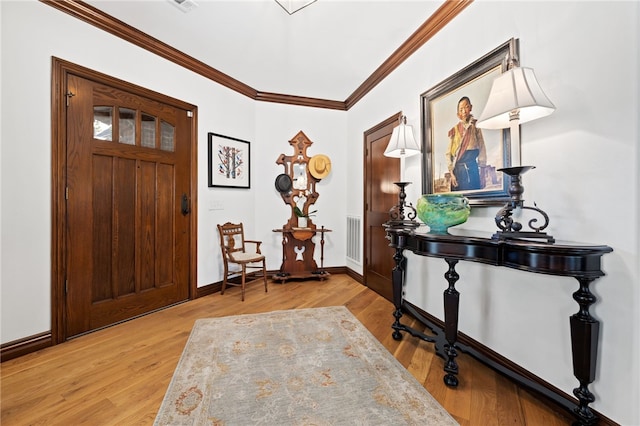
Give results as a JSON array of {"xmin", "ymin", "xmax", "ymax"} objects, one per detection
[{"xmin": 272, "ymin": 131, "xmax": 331, "ymax": 282}]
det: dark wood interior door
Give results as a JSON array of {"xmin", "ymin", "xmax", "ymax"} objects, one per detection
[
  {"xmin": 64, "ymin": 74, "xmax": 192, "ymax": 338},
  {"xmin": 364, "ymin": 113, "xmax": 402, "ymax": 301}
]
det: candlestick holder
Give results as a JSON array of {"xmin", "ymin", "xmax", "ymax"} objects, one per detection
[{"xmin": 493, "ymin": 166, "xmax": 554, "ymax": 243}]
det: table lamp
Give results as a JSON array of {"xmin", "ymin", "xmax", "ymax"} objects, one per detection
[
  {"xmin": 384, "ymin": 115, "xmax": 421, "ymax": 229},
  {"xmin": 476, "ymin": 45, "xmax": 556, "ymax": 242}
]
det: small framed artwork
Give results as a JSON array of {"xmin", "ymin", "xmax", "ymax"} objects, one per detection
[
  {"xmin": 421, "ymin": 38, "xmax": 517, "ymax": 206},
  {"xmin": 208, "ymin": 133, "xmax": 250, "ymax": 188}
]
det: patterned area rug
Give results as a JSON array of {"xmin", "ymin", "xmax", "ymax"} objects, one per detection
[{"xmin": 154, "ymin": 306, "xmax": 458, "ymax": 425}]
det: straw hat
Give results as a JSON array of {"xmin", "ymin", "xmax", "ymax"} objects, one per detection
[{"xmin": 309, "ymin": 154, "xmax": 332, "ymax": 179}]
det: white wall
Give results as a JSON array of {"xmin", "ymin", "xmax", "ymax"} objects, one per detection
[
  {"xmin": 0, "ymin": 1, "xmax": 347, "ymax": 341},
  {"xmin": 1, "ymin": 1, "xmax": 638, "ymax": 424},
  {"xmin": 253, "ymin": 102, "xmax": 348, "ymax": 271},
  {"xmin": 201, "ymin": 101, "xmax": 348, "ymax": 279},
  {"xmin": 347, "ymin": 1, "xmax": 639, "ymax": 424}
]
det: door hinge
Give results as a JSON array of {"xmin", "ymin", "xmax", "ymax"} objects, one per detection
[
  {"xmin": 65, "ymin": 91, "xmax": 76, "ymax": 107},
  {"xmin": 65, "ymin": 187, "xmax": 69, "ymax": 200},
  {"xmin": 65, "ymin": 279, "xmax": 68, "ymax": 294},
  {"xmin": 187, "ymin": 111, "xmax": 193, "ymax": 118}
]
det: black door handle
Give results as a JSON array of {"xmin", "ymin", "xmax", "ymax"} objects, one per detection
[{"xmin": 181, "ymin": 193, "xmax": 190, "ymax": 216}]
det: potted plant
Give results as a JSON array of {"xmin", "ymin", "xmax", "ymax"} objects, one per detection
[{"xmin": 293, "ymin": 206, "xmax": 317, "ymax": 228}]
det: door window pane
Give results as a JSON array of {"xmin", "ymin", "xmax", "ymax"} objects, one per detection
[
  {"xmin": 160, "ymin": 121, "xmax": 175, "ymax": 152},
  {"xmin": 141, "ymin": 113, "xmax": 156, "ymax": 148},
  {"xmin": 119, "ymin": 108, "xmax": 136, "ymax": 145},
  {"xmin": 93, "ymin": 106, "xmax": 113, "ymax": 141}
]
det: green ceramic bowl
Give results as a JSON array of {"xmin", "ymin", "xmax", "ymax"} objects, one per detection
[{"xmin": 416, "ymin": 193, "xmax": 471, "ymax": 234}]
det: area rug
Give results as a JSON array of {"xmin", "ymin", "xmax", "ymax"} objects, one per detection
[{"xmin": 154, "ymin": 306, "xmax": 458, "ymax": 425}]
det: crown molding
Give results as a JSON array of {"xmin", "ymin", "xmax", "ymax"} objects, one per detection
[
  {"xmin": 345, "ymin": 0, "xmax": 473, "ymax": 109},
  {"xmin": 41, "ymin": 0, "xmax": 257, "ymax": 99},
  {"xmin": 255, "ymin": 91, "xmax": 346, "ymax": 111},
  {"xmin": 40, "ymin": 0, "xmax": 472, "ymax": 110}
]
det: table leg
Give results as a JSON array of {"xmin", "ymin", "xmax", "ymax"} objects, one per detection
[
  {"xmin": 570, "ymin": 277, "xmax": 600, "ymax": 426},
  {"xmin": 443, "ymin": 258, "xmax": 460, "ymax": 387},
  {"xmin": 319, "ymin": 228, "xmax": 326, "ymax": 274},
  {"xmin": 391, "ymin": 245, "xmax": 407, "ymax": 341},
  {"xmin": 273, "ymin": 232, "xmax": 289, "ymax": 280}
]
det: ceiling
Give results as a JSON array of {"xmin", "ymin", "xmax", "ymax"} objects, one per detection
[{"xmin": 80, "ymin": 0, "xmax": 454, "ymax": 103}]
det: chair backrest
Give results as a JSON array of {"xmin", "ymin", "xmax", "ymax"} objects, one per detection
[{"xmin": 217, "ymin": 222, "xmax": 246, "ymax": 259}]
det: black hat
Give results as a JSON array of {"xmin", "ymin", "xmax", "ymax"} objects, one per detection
[{"xmin": 275, "ymin": 173, "xmax": 292, "ymax": 193}]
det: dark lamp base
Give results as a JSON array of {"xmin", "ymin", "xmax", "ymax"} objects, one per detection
[
  {"xmin": 494, "ymin": 165, "xmax": 554, "ymax": 243},
  {"xmin": 492, "ymin": 230, "xmax": 555, "ymax": 243},
  {"xmin": 384, "ymin": 182, "xmax": 419, "ymax": 231}
]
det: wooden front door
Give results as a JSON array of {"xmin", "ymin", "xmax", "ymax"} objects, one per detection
[
  {"xmin": 363, "ymin": 113, "xmax": 402, "ymax": 301},
  {"xmin": 60, "ymin": 67, "xmax": 194, "ymax": 339}
]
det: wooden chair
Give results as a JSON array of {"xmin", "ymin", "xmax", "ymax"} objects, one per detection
[{"xmin": 217, "ymin": 222, "xmax": 268, "ymax": 301}]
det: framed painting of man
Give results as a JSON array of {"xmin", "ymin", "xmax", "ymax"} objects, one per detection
[
  {"xmin": 421, "ymin": 38, "xmax": 518, "ymax": 206},
  {"xmin": 208, "ymin": 132, "xmax": 250, "ymax": 188}
]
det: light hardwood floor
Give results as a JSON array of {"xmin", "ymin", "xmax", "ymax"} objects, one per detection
[{"xmin": 1, "ymin": 275, "xmax": 573, "ymax": 425}]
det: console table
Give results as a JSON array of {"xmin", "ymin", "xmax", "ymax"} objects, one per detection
[{"xmin": 385, "ymin": 226, "xmax": 612, "ymax": 426}]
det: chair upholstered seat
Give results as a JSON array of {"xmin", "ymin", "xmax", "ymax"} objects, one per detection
[
  {"xmin": 217, "ymin": 222, "xmax": 268, "ymax": 301},
  {"xmin": 229, "ymin": 251, "xmax": 265, "ymax": 263}
]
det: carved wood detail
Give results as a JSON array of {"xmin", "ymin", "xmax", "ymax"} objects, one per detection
[{"xmin": 273, "ymin": 132, "xmax": 330, "ymax": 282}]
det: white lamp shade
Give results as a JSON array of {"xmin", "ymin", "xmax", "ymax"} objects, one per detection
[
  {"xmin": 384, "ymin": 123, "xmax": 421, "ymax": 158},
  {"xmin": 476, "ymin": 67, "xmax": 555, "ymax": 129}
]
